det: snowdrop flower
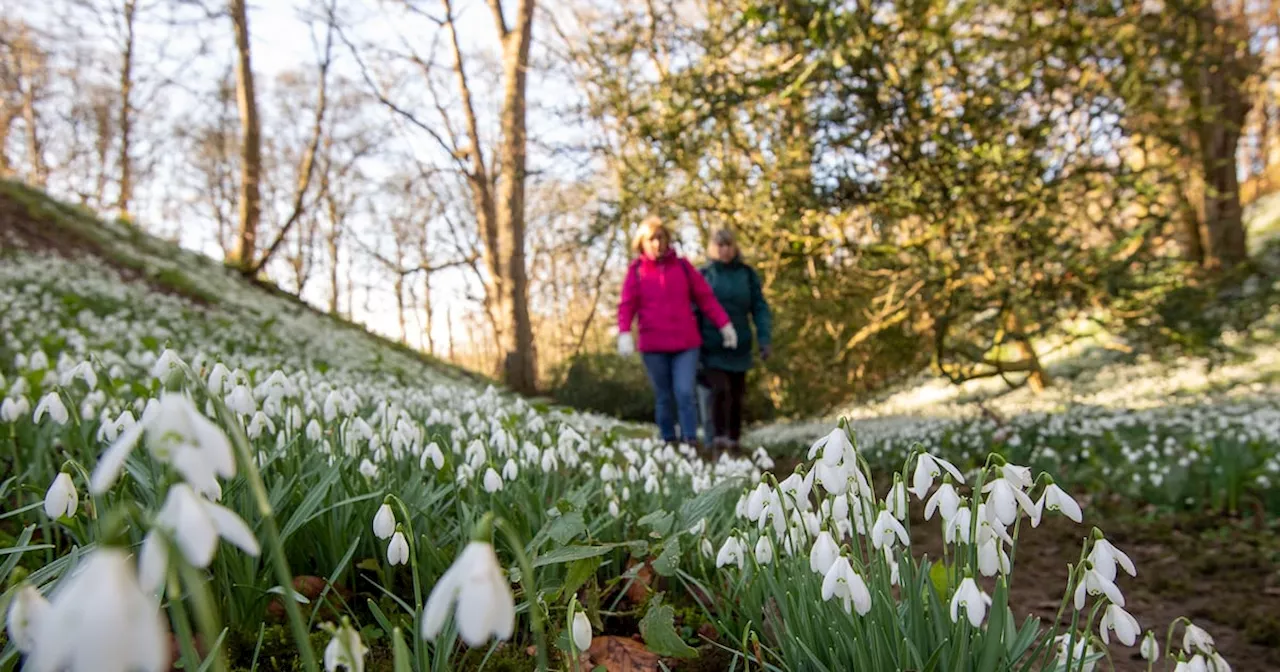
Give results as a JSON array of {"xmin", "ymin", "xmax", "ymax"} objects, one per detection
[
  {"xmin": 1099, "ymin": 604, "xmax": 1140, "ymax": 646},
  {"xmin": 43, "ymin": 472, "xmax": 78, "ymax": 519},
  {"xmin": 910, "ymin": 452, "xmax": 964, "ymax": 499},
  {"xmin": 150, "ymin": 349, "xmax": 185, "ymax": 381},
  {"xmin": 807, "ymin": 426, "xmax": 852, "ymax": 464},
  {"xmin": 571, "ymin": 611, "xmax": 592, "ymax": 651},
  {"xmin": 387, "ymin": 531, "xmax": 410, "ymax": 566},
  {"xmin": 700, "ymin": 538, "xmax": 714, "ymax": 559},
  {"xmin": 139, "ymin": 484, "xmax": 261, "ymax": 591},
  {"xmin": 5, "ymin": 585, "xmax": 49, "ymax": 653},
  {"xmin": 716, "ymin": 536, "xmax": 745, "ymax": 569},
  {"xmin": 1054, "ymin": 635, "xmax": 1097, "ymax": 672},
  {"xmin": 981, "ymin": 478, "xmax": 1025, "ymax": 527},
  {"xmin": 26, "ymin": 548, "xmax": 169, "ymax": 672},
  {"xmin": 949, "ymin": 577, "xmax": 990, "ymax": 627},
  {"xmin": 358, "ymin": 459, "xmax": 378, "ymax": 479},
  {"xmin": 91, "ymin": 393, "xmax": 235, "ymax": 499},
  {"xmin": 33, "ymin": 392, "xmax": 69, "ymax": 426},
  {"xmin": 809, "ymin": 530, "xmax": 839, "ymax": 576},
  {"xmin": 944, "ymin": 506, "xmax": 973, "ymax": 545},
  {"xmin": 323, "ymin": 619, "xmax": 367, "ymax": 672},
  {"xmin": 924, "ymin": 481, "xmax": 961, "ymax": 521},
  {"xmin": 306, "ymin": 419, "xmax": 324, "ymax": 442},
  {"xmin": 754, "ymin": 536, "xmax": 774, "ymax": 565},
  {"xmin": 373, "ymin": 504, "xmax": 396, "ymax": 540},
  {"xmin": 885, "ymin": 476, "xmax": 908, "ymax": 521},
  {"xmin": 1, "ymin": 396, "xmax": 29, "ymax": 422},
  {"xmin": 1088, "ymin": 538, "xmax": 1137, "ymax": 582},
  {"xmin": 1040, "ymin": 482, "xmax": 1082, "ymax": 524},
  {"xmin": 870, "ymin": 508, "xmax": 909, "ymax": 549},
  {"xmin": 501, "ymin": 459, "xmax": 518, "ymax": 481},
  {"xmin": 247, "ymin": 411, "xmax": 275, "ymax": 440},
  {"xmin": 421, "ymin": 443, "xmax": 445, "ymax": 470},
  {"xmin": 225, "ymin": 385, "xmax": 256, "ymax": 415},
  {"xmin": 820, "ymin": 556, "xmax": 871, "ymax": 616},
  {"xmin": 1182, "ymin": 623, "xmax": 1215, "ymax": 656},
  {"xmin": 1073, "ymin": 565, "xmax": 1126, "ymax": 611},
  {"xmin": 977, "ymin": 537, "xmax": 1010, "ymax": 577},
  {"xmin": 483, "ymin": 467, "xmax": 504, "ymax": 493},
  {"xmin": 421, "ymin": 539, "xmax": 515, "ymax": 647},
  {"xmin": 60, "ymin": 362, "xmax": 97, "ymax": 390},
  {"xmin": 745, "ymin": 483, "xmax": 769, "ymax": 521},
  {"xmin": 1141, "ymin": 631, "xmax": 1160, "ymax": 661}
]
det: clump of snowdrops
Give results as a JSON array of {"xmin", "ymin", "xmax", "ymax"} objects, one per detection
[{"xmin": 701, "ymin": 422, "xmax": 1234, "ymax": 671}]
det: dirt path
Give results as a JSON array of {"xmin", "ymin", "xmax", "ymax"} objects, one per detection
[{"xmin": 910, "ymin": 505, "xmax": 1280, "ymax": 670}]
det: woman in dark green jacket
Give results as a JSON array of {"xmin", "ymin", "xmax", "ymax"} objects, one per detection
[{"xmin": 698, "ymin": 229, "xmax": 772, "ymax": 454}]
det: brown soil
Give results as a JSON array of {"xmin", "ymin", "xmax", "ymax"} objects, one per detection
[{"xmin": 910, "ymin": 502, "xmax": 1280, "ymax": 671}]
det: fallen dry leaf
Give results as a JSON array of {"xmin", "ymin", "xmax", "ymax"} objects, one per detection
[
  {"xmin": 585, "ymin": 635, "xmax": 662, "ymax": 672},
  {"xmin": 624, "ymin": 559, "xmax": 655, "ymax": 604}
]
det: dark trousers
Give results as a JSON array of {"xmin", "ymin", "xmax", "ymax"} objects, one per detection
[{"xmin": 704, "ymin": 368, "xmax": 746, "ymax": 441}]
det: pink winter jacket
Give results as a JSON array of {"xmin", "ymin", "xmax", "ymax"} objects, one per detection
[{"xmin": 618, "ymin": 251, "xmax": 730, "ymax": 353}]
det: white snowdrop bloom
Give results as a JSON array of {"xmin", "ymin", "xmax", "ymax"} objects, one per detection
[
  {"xmin": 373, "ymin": 504, "xmax": 396, "ymax": 540},
  {"xmin": 28, "ymin": 350, "xmax": 49, "ymax": 371},
  {"xmin": 745, "ymin": 483, "xmax": 769, "ymax": 521},
  {"xmin": 700, "ymin": 538, "xmax": 714, "ymax": 559},
  {"xmin": 870, "ymin": 508, "xmax": 909, "ymax": 549},
  {"xmin": 43, "ymin": 472, "xmax": 77, "ymax": 519},
  {"xmin": 1141, "ymin": 631, "xmax": 1160, "ymax": 662},
  {"xmin": 140, "ymin": 484, "xmax": 261, "ymax": 591},
  {"xmin": 60, "ymin": 362, "xmax": 97, "ymax": 391},
  {"xmin": 5, "ymin": 585, "xmax": 49, "ymax": 653},
  {"xmin": 150, "ymin": 349, "xmax": 185, "ymax": 381},
  {"xmin": 999, "ymin": 463, "xmax": 1033, "ymax": 490},
  {"xmin": 949, "ymin": 577, "xmax": 990, "ymax": 628},
  {"xmin": 25, "ymin": 548, "xmax": 170, "ymax": 672},
  {"xmin": 501, "ymin": 459, "xmax": 518, "ymax": 481},
  {"xmin": 1040, "ymin": 483, "xmax": 1082, "ymax": 523},
  {"xmin": 608, "ymin": 500, "xmax": 620, "ymax": 517},
  {"xmin": 643, "ymin": 474, "xmax": 660, "ymax": 494},
  {"xmin": 1073, "ymin": 565, "xmax": 1126, "ymax": 611},
  {"xmin": 1054, "ymin": 635, "xmax": 1097, "ymax": 672},
  {"xmin": 1088, "ymin": 538, "xmax": 1137, "ymax": 582},
  {"xmin": 754, "ymin": 535, "xmax": 774, "ymax": 565},
  {"xmin": 716, "ymin": 536, "xmax": 745, "ymax": 569},
  {"xmin": 977, "ymin": 537, "xmax": 1010, "ymax": 577},
  {"xmin": 1, "ymin": 396, "xmax": 30, "ymax": 422},
  {"xmin": 1099, "ymin": 604, "xmax": 1140, "ymax": 646},
  {"xmin": 572, "ymin": 611, "xmax": 592, "ymax": 652},
  {"xmin": 358, "ymin": 459, "xmax": 378, "ymax": 479},
  {"xmin": 387, "ymin": 531, "xmax": 410, "ymax": 566},
  {"xmin": 925, "ymin": 482, "xmax": 961, "ymax": 521},
  {"xmin": 885, "ymin": 477, "xmax": 908, "ymax": 521},
  {"xmin": 33, "ymin": 392, "xmax": 69, "ymax": 426},
  {"xmin": 421, "ymin": 443, "xmax": 445, "ymax": 470},
  {"xmin": 421, "ymin": 541, "xmax": 515, "ymax": 647},
  {"xmin": 1182, "ymin": 623, "xmax": 1215, "ymax": 656},
  {"xmin": 323, "ymin": 619, "xmax": 368, "ymax": 672},
  {"xmin": 91, "ymin": 393, "xmax": 235, "ymax": 499},
  {"xmin": 482, "ymin": 467, "xmax": 504, "ymax": 493},
  {"xmin": 820, "ymin": 556, "xmax": 871, "ymax": 616},
  {"xmin": 207, "ymin": 363, "xmax": 231, "ymax": 395},
  {"xmin": 809, "ymin": 530, "xmax": 839, "ymax": 576},
  {"xmin": 306, "ymin": 419, "xmax": 323, "ymax": 442},
  {"xmin": 247, "ymin": 411, "xmax": 275, "ymax": 440},
  {"xmin": 910, "ymin": 452, "xmax": 964, "ymax": 499},
  {"xmin": 944, "ymin": 507, "xmax": 973, "ymax": 545},
  {"xmin": 540, "ymin": 449, "xmax": 558, "ymax": 473}
]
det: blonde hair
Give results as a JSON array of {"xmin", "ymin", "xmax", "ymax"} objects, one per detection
[{"xmin": 631, "ymin": 215, "xmax": 671, "ymax": 255}]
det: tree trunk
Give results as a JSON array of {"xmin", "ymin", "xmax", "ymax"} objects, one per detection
[
  {"xmin": 494, "ymin": 0, "xmax": 538, "ymax": 394},
  {"xmin": 1188, "ymin": 1, "xmax": 1253, "ymax": 270},
  {"xmin": 0, "ymin": 110, "xmax": 13, "ymax": 177},
  {"xmin": 117, "ymin": 0, "xmax": 137, "ymax": 218},
  {"xmin": 20, "ymin": 76, "xmax": 45, "ymax": 187},
  {"xmin": 229, "ymin": 0, "xmax": 262, "ymax": 269}
]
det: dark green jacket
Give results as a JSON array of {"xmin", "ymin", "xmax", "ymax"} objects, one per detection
[{"xmin": 698, "ymin": 257, "xmax": 772, "ymax": 372}]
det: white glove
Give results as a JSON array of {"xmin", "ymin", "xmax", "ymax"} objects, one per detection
[
  {"xmin": 617, "ymin": 332, "xmax": 635, "ymax": 356},
  {"xmin": 720, "ymin": 323, "xmax": 738, "ymax": 350}
]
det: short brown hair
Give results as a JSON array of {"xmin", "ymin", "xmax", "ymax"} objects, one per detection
[
  {"xmin": 711, "ymin": 228, "xmax": 736, "ymax": 246},
  {"xmin": 631, "ymin": 215, "xmax": 670, "ymax": 255}
]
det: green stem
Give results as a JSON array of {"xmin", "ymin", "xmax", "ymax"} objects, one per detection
[
  {"xmin": 168, "ymin": 569, "xmax": 203, "ymax": 672},
  {"xmin": 212, "ymin": 393, "xmax": 318, "ymax": 672},
  {"xmin": 177, "ymin": 550, "xmax": 229, "ymax": 672},
  {"xmin": 496, "ymin": 517, "xmax": 548, "ymax": 672},
  {"xmin": 388, "ymin": 494, "xmax": 426, "ymax": 671}
]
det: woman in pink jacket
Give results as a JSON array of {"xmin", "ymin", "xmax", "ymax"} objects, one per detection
[{"xmin": 617, "ymin": 216, "xmax": 736, "ymax": 447}]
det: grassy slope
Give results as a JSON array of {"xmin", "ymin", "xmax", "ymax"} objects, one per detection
[{"xmin": 0, "ymin": 180, "xmax": 488, "ymax": 389}]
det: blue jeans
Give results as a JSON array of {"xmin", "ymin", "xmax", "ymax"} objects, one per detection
[{"xmin": 641, "ymin": 348, "xmax": 700, "ymax": 442}]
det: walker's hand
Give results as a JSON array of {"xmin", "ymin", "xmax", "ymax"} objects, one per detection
[
  {"xmin": 617, "ymin": 332, "xmax": 635, "ymax": 356},
  {"xmin": 720, "ymin": 323, "xmax": 738, "ymax": 350}
]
